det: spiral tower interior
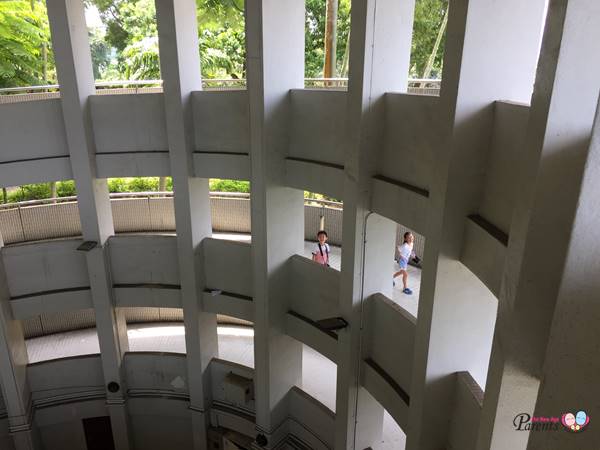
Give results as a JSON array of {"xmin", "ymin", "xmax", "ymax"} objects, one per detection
[{"xmin": 0, "ymin": 0, "xmax": 599, "ymax": 449}]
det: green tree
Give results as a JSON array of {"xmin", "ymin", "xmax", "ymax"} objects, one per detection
[
  {"xmin": 86, "ymin": 0, "xmax": 247, "ymax": 81},
  {"xmin": 0, "ymin": 0, "xmax": 55, "ymax": 88},
  {"xmin": 410, "ymin": 0, "xmax": 448, "ymax": 78},
  {"xmin": 89, "ymin": 26, "xmax": 112, "ymax": 80},
  {"xmin": 305, "ymin": 0, "xmax": 350, "ymax": 78}
]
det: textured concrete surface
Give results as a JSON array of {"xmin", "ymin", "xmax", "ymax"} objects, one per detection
[{"xmin": 25, "ymin": 322, "xmax": 406, "ymax": 448}]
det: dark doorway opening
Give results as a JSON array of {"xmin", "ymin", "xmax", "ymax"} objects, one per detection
[{"xmin": 83, "ymin": 416, "xmax": 115, "ymax": 450}]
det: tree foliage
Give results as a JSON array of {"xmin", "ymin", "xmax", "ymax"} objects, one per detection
[
  {"xmin": 305, "ymin": 0, "xmax": 351, "ymax": 78},
  {"xmin": 0, "ymin": 0, "xmax": 54, "ymax": 88},
  {"xmin": 85, "ymin": 0, "xmax": 246, "ymax": 80},
  {"xmin": 410, "ymin": 0, "xmax": 448, "ymax": 78},
  {"xmin": 0, "ymin": 0, "xmax": 448, "ymax": 87}
]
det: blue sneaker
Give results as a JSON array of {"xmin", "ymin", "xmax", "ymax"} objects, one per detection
[{"xmin": 402, "ymin": 288, "xmax": 412, "ymax": 295}]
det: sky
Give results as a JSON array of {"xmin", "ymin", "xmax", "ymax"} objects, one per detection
[{"xmin": 84, "ymin": 4, "xmax": 104, "ymax": 30}]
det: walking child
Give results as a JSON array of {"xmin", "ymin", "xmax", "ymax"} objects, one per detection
[{"xmin": 393, "ymin": 231, "xmax": 415, "ymax": 294}]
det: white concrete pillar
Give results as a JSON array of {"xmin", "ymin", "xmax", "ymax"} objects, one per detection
[
  {"xmin": 527, "ymin": 98, "xmax": 600, "ymax": 449},
  {"xmin": 246, "ymin": 0, "xmax": 305, "ymax": 444},
  {"xmin": 407, "ymin": 0, "xmax": 547, "ymax": 449},
  {"xmin": 477, "ymin": 1, "xmax": 600, "ymax": 448},
  {"xmin": 154, "ymin": 1, "xmax": 219, "ymax": 448},
  {"xmin": 0, "ymin": 249, "xmax": 39, "ymax": 449},
  {"xmin": 335, "ymin": 0, "xmax": 415, "ymax": 448},
  {"xmin": 46, "ymin": 1, "xmax": 131, "ymax": 448}
]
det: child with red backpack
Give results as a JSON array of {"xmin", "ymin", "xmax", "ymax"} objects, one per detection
[{"xmin": 312, "ymin": 230, "xmax": 330, "ymax": 267}]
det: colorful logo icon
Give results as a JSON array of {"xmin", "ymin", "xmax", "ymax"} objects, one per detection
[{"xmin": 561, "ymin": 410, "xmax": 590, "ymax": 432}]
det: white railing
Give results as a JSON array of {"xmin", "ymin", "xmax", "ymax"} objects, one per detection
[
  {"xmin": 0, "ymin": 191, "xmax": 342, "ymax": 209},
  {"xmin": 0, "ymin": 192, "xmax": 345, "ymax": 245},
  {"xmin": 0, "ymin": 192, "xmax": 426, "ymax": 260},
  {"xmin": 0, "ymin": 78, "xmax": 441, "ymax": 103}
]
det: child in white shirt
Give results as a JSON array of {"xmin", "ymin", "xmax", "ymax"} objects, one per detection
[
  {"xmin": 312, "ymin": 230, "xmax": 330, "ymax": 267},
  {"xmin": 393, "ymin": 232, "xmax": 415, "ymax": 294}
]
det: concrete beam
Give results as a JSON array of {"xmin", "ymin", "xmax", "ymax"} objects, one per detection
[
  {"xmin": 527, "ymin": 97, "xmax": 600, "ymax": 450},
  {"xmin": 47, "ymin": 1, "xmax": 131, "ymax": 449},
  {"xmin": 0, "ymin": 246, "xmax": 39, "ymax": 449},
  {"xmin": 477, "ymin": 1, "xmax": 600, "ymax": 448},
  {"xmin": 155, "ymin": 1, "xmax": 219, "ymax": 448},
  {"xmin": 246, "ymin": 0, "xmax": 305, "ymax": 444},
  {"xmin": 335, "ymin": 0, "xmax": 415, "ymax": 449},
  {"xmin": 407, "ymin": 0, "xmax": 547, "ymax": 449}
]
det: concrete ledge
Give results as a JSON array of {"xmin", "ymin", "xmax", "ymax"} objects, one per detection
[
  {"xmin": 192, "ymin": 90, "xmax": 250, "ymax": 155},
  {"xmin": 362, "ymin": 359, "xmax": 409, "ymax": 432},
  {"xmin": 28, "ymin": 354, "xmax": 105, "ymax": 413},
  {"xmin": 193, "ymin": 152, "xmax": 250, "ymax": 180},
  {"xmin": 0, "ymin": 156, "xmax": 72, "ymax": 187},
  {"xmin": 285, "ymin": 158, "xmax": 344, "ymax": 200},
  {"xmin": 90, "ymin": 93, "xmax": 169, "ymax": 157},
  {"xmin": 365, "ymin": 294, "xmax": 415, "ymax": 395},
  {"xmin": 113, "ymin": 286, "xmax": 182, "ymax": 309},
  {"xmin": 202, "ymin": 238, "xmax": 252, "ymax": 297},
  {"xmin": 286, "ymin": 311, "xmax": 338, "ymax": 363},
  {"xmin": 371, "ymin": 175, "xmax": 429, "ymax": 235},
  {"xmin": 124, "ymin": 352, "xmax": 188, "ymax": 396},
  {"xmin": 0, "ymin": 98, "xmax": 71, "ymax": 183},
  {"xmin": 289, "ymin": 89, "xmax": 347, "ymax": 170},
  {"xmin": 10, "ymin": 287, "xmax": 92, "ymax": 320},
  {"xmin": 447, "ymin": 372, "xmax": 484, "ymax": 450},
  {"xmin": 203, "ymin": 291, "xmax": 254, "ymax": 322},
  {"xmin": 96, "ymin": 152, "xmax": 171, "ymax": 177},
  {"xmin": 288, "ymin": 255, "xmax": 340, "ymax": 321},
  {"xmin": 2, "ymin": 239, "xmax": 89, "ymax": 298},
  {"xmin": 287, "ymin": 386, "xmax": 335, "ymax": 450},
  {"xmin": 210, "ymin": 403, "xmax": 256, "ymax": 439},
  {"xmin": 460, "ymin": 215, "xmax": 508, "ymax": 297}
]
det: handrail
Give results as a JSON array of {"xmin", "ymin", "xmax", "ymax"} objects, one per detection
[
  {"xmin": 0, "ymin": 78, "xmax": 441, "ymax": 96},
  {"xmin": 0, "ymin": 191, "xmax": 343, "ymax": 210}
]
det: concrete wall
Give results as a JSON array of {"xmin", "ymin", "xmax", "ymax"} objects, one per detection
[
  {"xmin": 192, "ymin": 90, "xmax": 250, "ymax": 154},
  {"xmin": 289, "ymin": 90, "xmax": 347, "ymax": 167},
  {"xmin": 287, "ymin": 386, "xmax": 335, "ymax": 449},
  {"xmin": 381, "ymin": 94, "xmax": 440, "ymax": 192},
  {"xmin": 447, "ymin": 372, "xmax": 483, "ymax": 450},
  {"xmin": 19, "ymin": 353, "xmax": 341, "ymax": 450},
  {"xmin": 202, "ymin": 238, "xmax": 252, "ymax": 297},
  {"xmin": 288, "ymin": 255, "xmax": 340, "ymax": 320},
  {"xmin": 0, "ymin": 99, "xmax": 72, "ymax": 186},
  {"xmin": 109, "ymin": 235, "xmax": 180, "ymax": 286},
  {"xmin": 2, "ymin": 239, "xmax": 89, "ymax": 297},
  {"xmin": 479, "ymin": 101, "xmax": 530, "ymax": 234},
  {"xmin": 90, "ymin": 94, "xmax": 168, "ymax": 154},
  {"xmin": 365, "ymin": 294, "xmax": 415, "ymax": 396}
]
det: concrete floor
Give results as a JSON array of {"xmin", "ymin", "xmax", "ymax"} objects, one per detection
[{"xmin": 25, "ymin": 322, "xmax": 406, "ymax": 449}]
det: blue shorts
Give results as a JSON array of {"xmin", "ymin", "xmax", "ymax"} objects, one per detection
[{"xmin": 398, "ymin": 258, "xmax": 408, "ymax": 270}]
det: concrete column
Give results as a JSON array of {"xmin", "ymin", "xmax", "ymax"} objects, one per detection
[
  {"xmin": 246, "ymin": 0, "xmax": 305, "ymax": 444},
  {"xmin": 155, "ymin": 1, "xmax": 218, "ymax": 448},
  {"xmin": 527, "ymin": 98, "xmax": 600, "ymax": 449},
  {"xmin": 46, "ymin": 1, "xmax": 131, "ymax": 449},
  {"xmin": 407, "ymin": 0, "xmax": 547, "ymax": 449},
  {"xmin": 335, "ymin": 1, "xmax": 414, "ymax": 449},
  {"xmin": 0, "ymin": 247, "xmax": 39, "ymax": 449},
  {"xmin": 476, "ymin": 1, "xmax": 600, "ymax": 448}
]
